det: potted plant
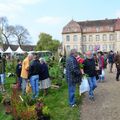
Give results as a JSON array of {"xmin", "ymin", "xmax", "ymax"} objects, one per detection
[
  {"xmin": 2, "ymin": 93, "xmax": 11, "ymax": 114},
  {"xmin": 35, "ymin": 98, "xmax": 50, "ymax": 120}
]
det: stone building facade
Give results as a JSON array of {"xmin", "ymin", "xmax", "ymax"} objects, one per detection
[{"xmin": 62, "ymin": 18, "xmax": 120, "ymax": 54}]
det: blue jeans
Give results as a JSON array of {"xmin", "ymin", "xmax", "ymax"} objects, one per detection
[
  {"xmin": 0, "ymin": 73, "xmax": 5, "ymax": 84},
  {"xmin": 22, "ymin": 78, "xmax": 28, "ymax": 95},
  {"xmin": 18, "ymin": 77, "xmax": 22, "ymax": 89},
  {"xmin": 88, "ymin": 77, "xmax": 97, "ymax": 97},
  {"xmin": 68, "ymin": 83, "xmax": 76, "ymax": 106},
  {"xmin": 30, "ymin": 75, "xmax": 39, "ymax": 98}
]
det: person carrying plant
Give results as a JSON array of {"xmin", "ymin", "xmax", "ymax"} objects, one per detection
[
  {"xmin": 82, "ymin": 51, "xmax": 97, "ymax": 101},
  {"xmin": 66, "ymin": 49, "xmax": 82, "ymax": 107}
]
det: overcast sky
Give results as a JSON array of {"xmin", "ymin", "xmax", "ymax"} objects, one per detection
[{"xmin": 0, "ymin": 0, "xmax": 120, "ymax": 44}]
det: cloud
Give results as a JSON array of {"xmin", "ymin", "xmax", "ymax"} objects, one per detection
[
  {"xmin": 36, "ymin": 16, "xmax": 64, "ymax": 25},
  {"xmin": 15, "ymin": 0, "xmax": 43, "ymax": 5},
  {"xmin": 0, "ymin": 0, "xmax": 43, "ymax": 21}
]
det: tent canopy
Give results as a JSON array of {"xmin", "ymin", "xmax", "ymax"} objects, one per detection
[
  {"xmin": 4, "ymin": 47, "xmax": 13, "ymax": 53},
  {"xmin": 15, "ymin": 46, "xmax": 24, "ymax": 54},
  {"xmin": 0, "ymin": 48, "xmax": 3, "ymax": 53}
]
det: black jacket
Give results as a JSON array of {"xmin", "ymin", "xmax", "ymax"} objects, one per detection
[
  {"xmin": 83, "ymin": 58, "xmax": 96, "ymax": 77},
  {"xmin": 39, "ymin": 63, "xmax": 49, "ymax": 80},
  {"xmin": 29, "ymin": 59, "xmax": 41, "ymax": 77},
  {"xmin": 16, "ymin": 63, "xmax": 22, "ymax": 77}
]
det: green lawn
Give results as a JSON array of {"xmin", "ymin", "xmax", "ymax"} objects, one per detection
[{"xmin": 0, "ymin": 77, "xmax": 82, "ymax": 120}]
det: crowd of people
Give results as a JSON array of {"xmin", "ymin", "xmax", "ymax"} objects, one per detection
[
  {"xmin": 0, "ymin": 53, "xmax": 51, "ymax": 99},
  {"xmin": 66, "ymin": 49, "xmax": 119, "ymax": 107},
  {"xmin": 1, "ymin": 49, "xmax": 120, "ymax": 107},
  {"xmin": 17, "ymin": 53, "xmax": 51, "ymax": 99}
]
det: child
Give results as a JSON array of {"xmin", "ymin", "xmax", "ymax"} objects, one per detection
[{"xmin": 16, "ymin": 59, "xmax": 22, "ymax": 90}]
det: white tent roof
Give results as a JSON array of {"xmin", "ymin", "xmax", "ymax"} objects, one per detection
[
  {"xmin": 0, "ymin": 48, "xmax": 3, "ymax": 53},
  {"xmin": 4, "ymin": 47, "xmax": 13, "ymax": 53},
  {"xmin": 15, "ymin": 46, "xmax": 24, "ymax": 54}
]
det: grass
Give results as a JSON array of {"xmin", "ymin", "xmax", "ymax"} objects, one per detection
[{"xmin": 0, "ymin": 77, "xmax": 82, "ymax": 120}]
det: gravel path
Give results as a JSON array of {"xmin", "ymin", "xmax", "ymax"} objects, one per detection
[{"xmin": 80, "ymin": 67, "xmax": 120, "ymax": 120}]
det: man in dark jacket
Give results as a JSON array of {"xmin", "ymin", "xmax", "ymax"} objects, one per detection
[
  {"xmin": 66, "ymin": 49, "xmax": 82, "ymax": 107},
  {"xmin": 108, "ymin": 50, "xmax": 114, "ymax": 73},
  {"xmin": 83, "ymin": 51, "xmax": 97, "ymax": 101},
  {"xmin": 114, "ymin": 52, "xmax": 120, "ymax": 81},
  {"xmin": 29, "ymin": 54, "xmax": 41, "ymax": 99}
]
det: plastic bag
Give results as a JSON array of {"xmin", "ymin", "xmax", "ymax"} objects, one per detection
[
  {"xmin": 99, "ymin": 69, "xmax": 105, "ymax": 78},
  {"xmin": 26, "ymin": 82, "xmax": 32, "ymax": 94},
  {"xmin": 79, "ymin": 76, "xmax": 90, "ymax": 95},
  {"xmin": 102, "ymin": 69, "xmax": 105, "ymax": 76}
]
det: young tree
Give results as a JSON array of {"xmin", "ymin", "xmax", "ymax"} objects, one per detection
[{"xmin": 36, "ymin": 33, "xmax": 60, "ymax": 52}]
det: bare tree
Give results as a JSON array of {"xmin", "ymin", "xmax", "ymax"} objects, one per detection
[
  {"xmin": 0, "ymin": 17, "xmax": 10, "ymax": 45},
  {"xmin": 0, "ymin": 17, "xmax": 31, "ymax": 46},
  {"xmin": 13, "ymin": 25, "xmax": 31, "ymax": 46}
]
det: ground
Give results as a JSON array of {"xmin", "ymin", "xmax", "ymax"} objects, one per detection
[{"xmin": 81, "ymin": 66, "xmax": 120, "ymax": 120}]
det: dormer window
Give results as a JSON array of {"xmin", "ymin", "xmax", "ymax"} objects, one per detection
[{"xmin": 96, "ymin": 27, "xmax": 100, "ymax": 32}]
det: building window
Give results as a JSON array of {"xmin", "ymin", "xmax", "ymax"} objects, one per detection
[
  {"xmin": 66, "ymin": 45, "xmax": 70, "ymax": 51},
  {"xmin": 73, "ymin": 45, "xmax": 78, "ymax": 50},
  {"xmin": 82, "ymin": 35, "xmax": 86, "ymax": 41},
  {"xmin": 82, "ymin": 45, "xmax": 87, "ymax": 52},
  {"xmin": 96, "ymin": 35, "xmax": 100, "ymax": 41},
  {"xmin": 73, "ymin": 35, "xmax": 78, "ymax": 41},
  {"xmin": 66, "ymin": 35, "xmax": 70, "ymax": 41},
  {"xmin": 103, "ymin": 34, "xmax": 107, "ymax": 41},
  {"xmin": 109, "ymin": 34, "xmax": 114, "ymax": 41},
  {"xmin": 89, "ymin": 35, "xmax": 92, "ymax": 41},
  {"xmin": 89, "ymin": 45, "xmax": 93, "ymax": 51},
  {"xmin": 109, "ymin": 44, "xmax": 115, "ymax": 51},
  {"xmin": 102, "ymin": 45, "xmax": 107, "ymax": 51},
  {"xmin": 110, "ymin": 27, "xmax": 113, "ymax": 31}
]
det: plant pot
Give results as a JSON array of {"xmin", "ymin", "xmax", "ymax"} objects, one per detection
[
  {"xmin": 5, "ymin": 104, "xmax": 11, "ymax": 114},
  {"xmin": 43, "ymin": 115, "xmax": 50, "ymax": 120},
  {"xmin": 3, "ymin": 100, "xmax": 11, "ymax": 114}
]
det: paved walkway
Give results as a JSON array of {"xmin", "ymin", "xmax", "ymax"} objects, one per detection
[{"xmin": 81, "ymin": 67, "xmax": 120, "ymax": 120}]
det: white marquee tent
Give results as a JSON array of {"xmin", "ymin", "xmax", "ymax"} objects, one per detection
[
  {"xmin": 4, "ymin": 47, "xmax": 13, "ymax": 53},
  {"xmin": 15, "ymin": 46, "xmax": 24, "ymax": 54},
  {"xmin": 0, "ymin": 48, "xmax": 3, "ymax": 53}
]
